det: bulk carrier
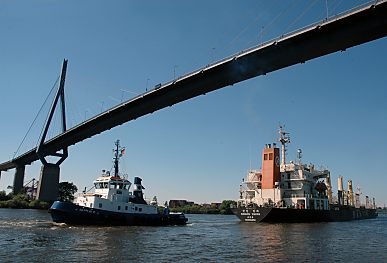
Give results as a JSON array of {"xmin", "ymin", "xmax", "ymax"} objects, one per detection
[{"xmin": 232, "ymin": 126, "xmax": 378, "ymax": 223}]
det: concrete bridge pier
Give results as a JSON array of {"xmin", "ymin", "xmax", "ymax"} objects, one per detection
[
  {"xmin": 13, "ymin": 165, "xmax": 25, "ymax": 194},
  {"xmin": 36, "ymin": 163, "xmax": 60, "ymax": 202}
]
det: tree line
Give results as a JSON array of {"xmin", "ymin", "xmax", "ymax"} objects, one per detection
[
  {"xmin": 0, "ymin": 182, "xmax": 77, "ymax": 209},
  {"xmin": 168, "ymin": 200, "xmax": 237, "ymax": 215},
  {"xmin": 0, "ymin": 181, "xmax": 238, "ymax": 215}
]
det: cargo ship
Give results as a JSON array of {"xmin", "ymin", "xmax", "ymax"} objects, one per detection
[
  {"xmin": 49, "ymin": 140, "xmax": 188, "ymax": 226},
  {"xmin": 232, "ymin": 126, "xmax": 378, "ymax": 223}
]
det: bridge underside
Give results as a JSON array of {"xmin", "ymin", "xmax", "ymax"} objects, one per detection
[{"xmin": 1, "ymin": 1, "xmax": 387, "ymax": 173}]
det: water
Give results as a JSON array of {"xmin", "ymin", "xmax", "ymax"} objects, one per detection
[{"xmin": 0, "ymin": 209, "xmax": 386, "ymax": 262}]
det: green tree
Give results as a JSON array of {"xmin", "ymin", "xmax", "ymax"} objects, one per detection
[
  {"xmin": 58, "ymin": 182, "xmax": 78, "ymax": 202},
  {"xmin": 5, "ymin": 193, "xmax": 29, "ymax": 208},
  {"xmin": 29, "ymin": 200, "xmax": 50, "ymax": 209},
  {"xmin": 0, "ymin": 191, "xmax": 9, "ymax": 201},
  {"xmin": 219, "ymin": 200, "xmax": 237, "ymax": 214}
]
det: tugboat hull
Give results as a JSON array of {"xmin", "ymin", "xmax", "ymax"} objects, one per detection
[
  {"xmin": 49, "ymin": 201, "xmax": 188, "ymax": 226},
  {"xmin": 232, "ymin": 206, "xmax": 378, "ymax": 223}
]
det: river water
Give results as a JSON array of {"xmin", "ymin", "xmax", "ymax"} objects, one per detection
[{"xmin": 0, "ymin": 209, "xmax": 385, "ymax": 262}]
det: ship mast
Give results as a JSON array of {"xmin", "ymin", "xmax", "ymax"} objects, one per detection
[
  {"xmin": 278, "ymin": 125, "xmax": 290, "ymax": 167},
  {"xmin": 113, "ymin": 140, "xmax": 125, "ymax": 177}
]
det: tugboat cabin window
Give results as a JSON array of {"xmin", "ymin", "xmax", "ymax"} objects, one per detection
[
  {"xmin": 125, "ymin": 206, "xmax": 128, "ymax": 210},
  {"xmin": 99, "ymin": 203, "xmax": 102, "ymax": 208},
  {"xmin": 95, "ymin": 182, "xmax": 105, "ymax": 189},
  {"xmin": 135, "ymin": 207, "xmax": 138, "ymax": 211},
  {"xmin": 264, "ymin": 154, "xmax": 268, "ymax": 160},
  {"xmin": 269, "ymin": 153, "xmax": 273, "ymax": 160},
  {"xmin": 118, "ymin": 206, "xmax": 121, "ymax": 210},
  {"xmin": 139, "ymin": 207, "xmax": 142, "ymax": 212},
  {"xmin": 109, "ymin": 182, "xmax": 117, "ymax": 189}
]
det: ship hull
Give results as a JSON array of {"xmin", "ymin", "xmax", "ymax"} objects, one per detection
[
  {"xmin": 232, "ymin": 206, "xmax": 378, "ymax": 223},
  {"xmin": 49, "ymin": 201, "xmax": 188, "ymax": 226}
]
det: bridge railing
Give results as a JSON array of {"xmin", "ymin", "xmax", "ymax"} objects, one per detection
[
  {"xmin": 163, "ymin": 0, "xmax": 381, "ymax": 88},
  {"xmin": 73, "ymin": 0, "xmax": 383, "ymax": 131},
  {"xmin": 94, "ymin": 1, "xmax": 381, "ymax": 111}
]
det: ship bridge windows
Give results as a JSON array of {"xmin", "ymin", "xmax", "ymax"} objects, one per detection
[
  {"xmin": 95, "ymin": 182, "xmax": 103, "ymax": 189},
  {"xmin": 109, "ymin": 181, "xmax": 128, "ymax": 190},
  {"xmin": 95, "ymin": 182, "xmax": 109, "ymax": 189}
]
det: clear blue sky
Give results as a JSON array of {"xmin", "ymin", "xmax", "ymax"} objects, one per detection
[{"xmin": 1, "ymin": 0, "xmax": 386, "ymax": 206}]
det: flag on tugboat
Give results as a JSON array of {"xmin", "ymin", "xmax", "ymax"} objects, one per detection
[{"xmin": 120, "ymin": 148, "xmax": 126, "ymax": 157}]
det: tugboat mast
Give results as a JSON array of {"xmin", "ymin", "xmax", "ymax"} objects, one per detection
[
  {"xmin": 113, "ymin": 140, "xmax": 125, "ymax": 177},
  {"xmin": 278, "ymin": 125, "xmax": 290, "ymax": 167}
]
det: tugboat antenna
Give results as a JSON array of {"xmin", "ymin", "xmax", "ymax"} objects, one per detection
[
  {"xmin": 114, "ymin": 140, "xmax": 120, "ymax": 177},
  {"xmin": 113, "ymin": 140, "xmax": 126, "ymax": 177}
]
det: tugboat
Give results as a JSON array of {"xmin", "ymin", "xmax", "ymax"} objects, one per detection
[
  {"xmin": 232, "ymin": 126, "xmax": 378, "ymax": 223},
  {"xmin": 49, "ymin": 140, "xmax": 188, "ymax": 226}
]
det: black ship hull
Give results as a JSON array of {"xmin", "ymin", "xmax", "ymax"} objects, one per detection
[
  {"xmin": 49, "ymin": 201, "xmax": 188, "ymax": 226},
  {"xmin": 232, "ymin": 205, "xmax": 378, "ymax": 223}
]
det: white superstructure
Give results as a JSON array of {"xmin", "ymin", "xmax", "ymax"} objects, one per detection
[
  {"xmin": 238, "ymin": 126, "xmax": 331, "ymax": 210},
  {"xmin": 239, "ymin": 162, "xmax": 331, "ymax": 210},
  {"xmin": 75, "ymin": 171, "xmax": 157, "ymax": 214},
  {"xmin": 74, "ymin": 140, "xmax": 158, "ymax": 215}
]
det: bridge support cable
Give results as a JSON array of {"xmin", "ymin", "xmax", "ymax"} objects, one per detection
[
  {"xmin": 13, "ymin": 76, "xmax": 59, "ymax": 159},
  {"xmin": 283, "ymin": 0, "xmax": 320, "ymax": 34}
]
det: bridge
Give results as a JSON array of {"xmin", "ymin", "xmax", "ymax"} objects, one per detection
[{"xmin": 1, "ymin": 0, "xmax": 387, "ymax": 201}]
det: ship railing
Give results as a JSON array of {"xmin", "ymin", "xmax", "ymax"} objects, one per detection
[
  {"xmin": 283, "ymin": 193, "xmax": 328, "ymax": 199},
  {"xmin": 245, "ymin": 180, "xmax": 261, "ymax": 183},
  {"xmin": 245, "ymin": 182, "xmax": 262, "ymax": 190},
  {"xmin": 244, "ymin": 185, "xmax": 262, "ymax": 192},
  {"xmin": 282, "ymin": 177, "xmax": 308, "ymax": 181}
]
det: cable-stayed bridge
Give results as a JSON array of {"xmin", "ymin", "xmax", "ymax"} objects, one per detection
[{"xmin": 1, "ymin": 0, "xmax": 387, "ymax": 201}]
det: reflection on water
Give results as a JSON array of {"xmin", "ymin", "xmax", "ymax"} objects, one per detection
[{"xmin": 0, "ymin": 209, "xmax": 385, "ymax": 262}]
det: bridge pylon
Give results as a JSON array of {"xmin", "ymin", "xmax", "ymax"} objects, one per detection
[
  {"xmin": 13, "ymin": 164, "xmax": 25, "ymax": 195},
  {"xmin": 35, "ymin": 59, "xmax": 68, "ymax": 202}
]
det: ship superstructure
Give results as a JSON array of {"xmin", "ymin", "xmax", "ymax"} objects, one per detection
[
  {"xmin": 233, "ymin": 126, "xmax": 377, "ymax": 223},
  {"xmin": 74, "ymin": 140, "xmax": 154, "ymax": 214}
]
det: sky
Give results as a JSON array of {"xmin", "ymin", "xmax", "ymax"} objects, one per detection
[{"xmin": 0, "ymin": 0, "xmax": 386, "ymax": 206}]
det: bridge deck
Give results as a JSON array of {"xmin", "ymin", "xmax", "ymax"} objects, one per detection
[{"xmin": 1, "ymin": 0, "xmax": 387, "ymax": 171}]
